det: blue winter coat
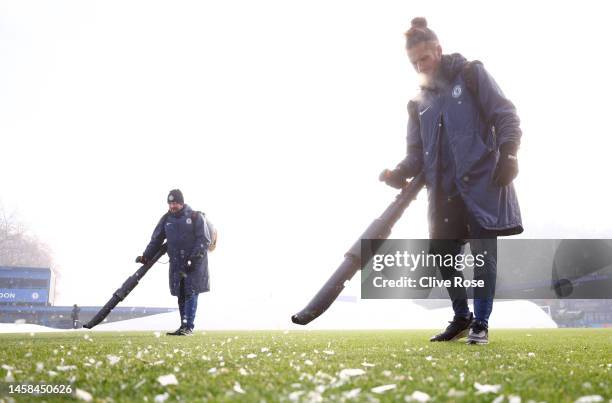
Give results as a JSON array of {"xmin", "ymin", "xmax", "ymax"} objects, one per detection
[
  {"xmin": 398, "ymin": 53, "xmax": 523, "ymax": 236},
  {"xmin": 143, "ymin": 204, "xmax": 210, "ymax": 296}
]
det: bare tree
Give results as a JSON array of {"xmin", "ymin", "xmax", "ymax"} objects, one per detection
[{"xmin": 0, "ymin": 204, "xmax": 54, "ymax": 268}]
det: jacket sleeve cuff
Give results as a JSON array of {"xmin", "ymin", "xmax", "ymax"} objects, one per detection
[{"xmin": 499, "ymin": 141, "xmax": 519, "ymax": 156}]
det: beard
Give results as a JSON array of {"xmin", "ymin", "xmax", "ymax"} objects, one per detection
[{"xmin": 418, "ymin": 67, "xmax": 447, "ymax": 91}]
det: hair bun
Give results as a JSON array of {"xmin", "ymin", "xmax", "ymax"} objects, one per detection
[{"xmin": 411, "ymin": 17, "xmax": 428, "ymax": 29}]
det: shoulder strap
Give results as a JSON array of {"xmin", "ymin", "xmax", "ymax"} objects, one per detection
[
  {"xmin": 190, "ymin": 210, "xmax": 206, "ymax": 235},
  {"xmin": 461, "ymin": 60, "xmax": 482, "ymax": 97},
  {"xmin": 462, "ymin": 60, "xmax": 493, "ymax": 124},
  {"xmin": 191, "ymin": 210, "xmax": 207, "ymax": 220},
  {"xmin": 190, "ymin": 210, "xmax": 213, "ymax": 248}
]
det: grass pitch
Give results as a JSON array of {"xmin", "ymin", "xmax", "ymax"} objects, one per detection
[{"xmin": 0, "ymin": 329, "xmax": 610, "ymax": 402}]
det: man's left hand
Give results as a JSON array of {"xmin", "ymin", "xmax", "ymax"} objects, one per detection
[{"xmin": 493, "ymin": 142, "xmax": 519, "ymax": 186}]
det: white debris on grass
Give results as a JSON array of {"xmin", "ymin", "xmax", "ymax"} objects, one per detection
[
  {"xmin": 154, "ymin": 392, "xmax": 169, "ymax": 403},
  {"xmin": 246, "ymin": 353, "xmax": 257, "ymax": 359},
  {"xmin": 157, "ymin": 374, "xmax": 178, "ymax": 386},
  {"xmin": 508, "ymin": 395, "xmax": 521, "ymax": 403},
  {"xmin": 153, "ymin": 332, "xmax": 161, "ymax": 338},
  {"xmin": 299, "ymin": 372, "xmax": 314, "ymax": 382},
  {"xmin": 405, "ymin": 390, "xmax": 431, "ymax": 402},
  {"xmin": 304, "ymin": 359, "xmax": 314, "ymax": 366},
  {"xmin": 134, "ymin": 379, "xmax": 146, "ymax": 389},
  {"xmin": 239, "ymin": 367, "xmax": 249, "ymax": 376},
  {"xmin": 208, "ymin": 367, "xmax": 217, "ymax": 374},
  {"xmin": 361, "ymin": 361, "xmax": 375, "ymax": 367},
  {"xmin": 575, "ymin": 396, "xmax": 604, "ymax": 403},
  {"xmin": 446, "ymin": 388, "xmax": 466, "ymax": 398},
  {"xmin": 36, "ymin": 362, "xmax": 44, "ymax": 372},
  {"xmin": 343, "ymin": 388, "xmax": 361, "ymax": 399},
  {"xmin": 57, "ymin": 365, "xmax": 77, "ymax": 371},
  {"xmin": 1, "ymin": 364, "xmax": 14, "ymax": 371},
  {"xmin": 233, "ymin": 382, "xmax": 246, "ymax": 394},
  {"xmin": 261, "ymin": 347, "xmax": 269, "ymax": 353},
  {"xmin": 371, "ymin": 384, "xmax": 396, "ymax": 394},
  {"xmin": 75, "ymin": 388, "xmax": 93, "ymax": 402},
  {"xmin": 288, "ymin": 390, "xmax": 305, "ymax": 401},
  {"xmin": 305, "ymin": 391, "xmax": 323, "ymax": 402},
  {"xmin": 492, "ymin": 395, "xmax": 504, "ymax": 403},
  {"xmin": 338, "ymin": 368, "xmax": 366, "ymax": 379},
  {"xmin": 106, "ymin": 355, "xmax": 121, "ymax": 366},
  {"xmin": 527, "ymin": 352, "xmax": 536, "ymax": 358},
  {"xmin": 425, "ymin": 356, "xmax": 433, "ymax": 361},
  {"xmin": 474, "ymin": 382, "xmax": 501, "ymax": 394},
  {"xmin": 48, "ymin": 370, "xmax": 58, "ymax": 377},
  {"xmin": 4, "ymin": 370, "xmax": 14, "ymax": 382},
  {"xmin": 323, "ymin": 350, "xmax": 335, "ymax": 355}
]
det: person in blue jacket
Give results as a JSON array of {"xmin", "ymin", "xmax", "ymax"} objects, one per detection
[
  {"xmin": 381, "ymin": 17, "xmax": 523, "ymax": 344},
  {"xmin": 136, "ymin": 189, "xmax": 210, "ymax": 336}
]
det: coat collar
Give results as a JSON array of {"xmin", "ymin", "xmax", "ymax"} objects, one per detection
[{"xmin": 169, "ymin": 204, "xmax": 192, "ymax": 219}]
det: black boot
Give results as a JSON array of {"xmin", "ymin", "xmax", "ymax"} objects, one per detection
[
  {"xmin": 430, "ymin": 313, "xmax": 473, "ymax": 342},
  {"xmin": 177, "ymin": 327, "xmax": 193, "ymax": 336},
  {"xmin": 166, "ymin": 326, "xmax": 185, "ymax": 336},
  {"xmin": 466, "ymin": 320, "xmax": 489, "ymax": 345}
]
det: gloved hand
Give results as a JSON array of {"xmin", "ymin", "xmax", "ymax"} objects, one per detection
[
  {"xmin": 135, "ymin": 255, "xmax": 148, "ymax": 264},
  {"xmin": 379, "ymin": 167, "xmax": 409, "ymax": 189},
  {"xmin": 493, "ymin": 142, "xmax": 519, "ymax": 186}
]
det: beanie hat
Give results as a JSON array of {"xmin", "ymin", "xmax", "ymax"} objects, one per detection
[
  {"xmin": 405, "ymin": 17, "xmax": 439, "ymax": 49},
  {"xmin": 167, "ymin": 189, "xmax": 184, "ymax": 204}
]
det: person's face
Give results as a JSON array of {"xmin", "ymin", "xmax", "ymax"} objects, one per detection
[
  {"xmin": 168, "ymin": 202, "xmax": 183, "ymax": 213},
  {"xmin": 407, "ymin": 41, "xmax": 442, "ymax": 79}
]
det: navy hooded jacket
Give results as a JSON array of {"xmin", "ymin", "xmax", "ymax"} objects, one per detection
[
  {"xmin": 397, "ymin": 53, "xmax": 523, "ymax": 236},
  {"xmin": 143, "ymin": 204, "xmax": 210, "ymax": 296}
]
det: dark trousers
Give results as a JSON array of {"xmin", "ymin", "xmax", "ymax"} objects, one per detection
[
  {"xmin": 178, "ymin": 281, "xmax": 199, "ymax": 330},
  {"xmin": 431, "ymin": 196, "xmax": 498, "ymax": 326}
]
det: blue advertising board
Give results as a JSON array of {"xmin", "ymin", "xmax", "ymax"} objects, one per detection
[{"xmin": 0, "ymin": 288, "xmax": 49, "ymax": 304}]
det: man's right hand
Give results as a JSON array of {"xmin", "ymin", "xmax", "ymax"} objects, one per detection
[
  {"xmin": 379, "ymin": 168, "xmax": 409, "ymax": 189},
  {"xmin": 135, "ymin": 255, "xmax": 148, "ymax": 264}
]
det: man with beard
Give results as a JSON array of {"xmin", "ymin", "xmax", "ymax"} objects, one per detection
[
  {"xmin": 380, "ymin": 18, "xmax": 523, "ymax": 344},
  {"xmin": 136, "ymin": 189, "xmax": 210, "ymax": 336}
]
